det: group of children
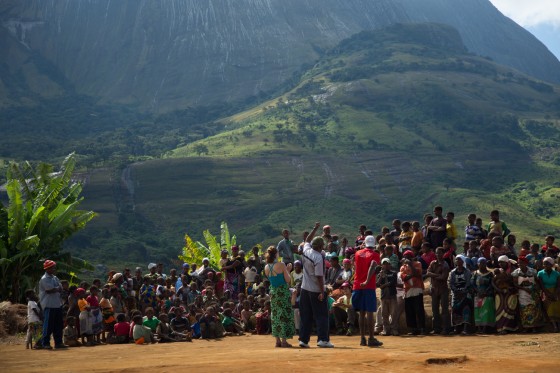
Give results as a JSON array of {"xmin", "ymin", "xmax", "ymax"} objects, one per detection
[{"xmin": 26, "ymin": 208, "xmax": 560, "ymax": 349}]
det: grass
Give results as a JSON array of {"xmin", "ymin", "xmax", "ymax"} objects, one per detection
[{"xmin": 64, "ymin": 24, "xmax": 560, "ymax": 270}]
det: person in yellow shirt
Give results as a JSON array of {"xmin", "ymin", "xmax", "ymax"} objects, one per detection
[
  {"xmin": 398, "ymin": 222, "xmax": 414, "ymax": 254},
  {"xmin": 446, "ymin": 212, "xmax": 458, "ymax": 250},
  {"xmin": 411, "ymin": 221, "xmax": 424, "ymax": 252}
]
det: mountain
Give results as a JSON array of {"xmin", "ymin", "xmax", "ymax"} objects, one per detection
[
  {"xmin": 1, "ymin": 0, "xmax": 559, "ymax": 112},
  {"xmin": 63, "ymin": 23, "xmax": 560, "ymax": 269}
]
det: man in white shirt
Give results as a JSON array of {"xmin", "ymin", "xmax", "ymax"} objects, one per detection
[{"xmin": 298, "ymin": 222, "xmax": 333, "ymax": 348}]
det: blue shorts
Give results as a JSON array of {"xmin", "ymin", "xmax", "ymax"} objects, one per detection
[{"xmin": 351, "ymin": 289, "xmax": 377, "ymax": 312}]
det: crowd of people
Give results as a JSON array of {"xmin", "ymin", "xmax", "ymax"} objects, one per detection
[{"xmin": 28, "ymin": 207, "xmax": 560, "ymax": 350}]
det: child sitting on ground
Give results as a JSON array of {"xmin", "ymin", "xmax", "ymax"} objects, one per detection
[
  {"xmin": 112, "ymin": 313, "xmax": 130, "ymax": 344},
  {"xmin": 199, "ymin": 306, "xmax": 224, "ymax": 339},
  {"xmin": 63, "ymin": 316, "xmax": 81, "ymax": 347},
  {"xmin": 142, "ymin": 307, "xmax": 160, "ymax": 333},
  {"xmin": 222, "ymin": 308, "xmax": 244, "ymax": 335},
  {"xmin": 132, "ymin": 315, "xmax": 155, "ymax": 344},
  {"xmin": 255, "ymin": 300, "xmax": 271, "ymax": 335},
  {"xmin": 169, "ymin": 307, "xmax": 193, "ymax": 341},
  {"xmin": 156, "ymin": 313, "xmax": 176, "ymax": 342},
  {"xmin": 25, "ymin": 289, "xmax": 42, "ymax": 349},
  {"xmin": 241, "ymin": 300, "xmax": 256, "ymax": 333}
]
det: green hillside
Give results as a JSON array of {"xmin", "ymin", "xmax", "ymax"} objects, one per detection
[{"xmin": 61, "ymin": 23, "xmax": 560, "ymax": 272}]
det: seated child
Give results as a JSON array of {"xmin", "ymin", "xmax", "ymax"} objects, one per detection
[
  {"xmin": 222, "ymin": 308, "xmax": 244, "ymax": 335},
  {"xmin": 332, "ymin": 283, "xmax": 355, "ymax": 336},
  {"xmin": 255, "ymin": 300, "xmax": 271, "ymax": 335},
  {"xmin": 157, "ymin": 313, "xmax": 187, "ymax": 342},
  {"xmin": 169, "ymin": 307, "xmax": 193, "ymax": 341},
  {"xmin": 112, "ymin": 313, "xmax": 130, "ymax": 344},
  {"xmin": 241, "ymin": 300, "xmax": 256, "ymax": 333},
  {"xmin": 63, "ymin": 316, "xmax": 81, "ymax": 347},
  {"xmin": 132, "ymin": 315, "xmax": 155, "ymax": 344},
  {"xmin": 142, "ymin": 307, "xmax": 160, "ymax": 333},
  {"xmin": 199, "ymin": 306, "xmax": 225, "ymax": 339}
]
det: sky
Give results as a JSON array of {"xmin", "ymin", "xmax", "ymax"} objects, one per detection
[{"xmin": 489, "ymin": 0, "xmax": 560, "ymax": 60}]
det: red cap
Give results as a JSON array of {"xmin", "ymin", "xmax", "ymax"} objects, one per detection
[{"xmin": 43, "ymin": 260, "xmax": 56, "ymax": 270}]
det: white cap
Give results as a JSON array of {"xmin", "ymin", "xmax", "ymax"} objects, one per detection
[
  {"xmin": 148, "ymin": 263, "xmax": 157, "ymax": 269},
  {"xmin": 364, "ymin": 235, "xmax": 376, "ymax": 248}
]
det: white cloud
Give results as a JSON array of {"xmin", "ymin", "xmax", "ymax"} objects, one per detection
[{"xmin": 489, "ymin": 0, "xmax": 560, "ymax": 28}]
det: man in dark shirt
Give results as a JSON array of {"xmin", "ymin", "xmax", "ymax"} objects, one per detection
[
  {"xmin": 427, "ymin": 206, "xmax": 447, "ymax": 249},
  {"xmin": 426, "ymin": 247, "xmax": 451, "ymax": 334}
]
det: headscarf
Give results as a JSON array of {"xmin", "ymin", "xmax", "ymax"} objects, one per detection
[
  {"xmin": 403, "ymin": 250, "xmax": 414, "ymax": 258},
  {"xmin": 498, "ymin": 255, "xmax": 509, "ymax": 263}
]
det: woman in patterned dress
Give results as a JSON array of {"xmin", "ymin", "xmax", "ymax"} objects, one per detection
[
  {"xmin": 492, "ymin": 255, "xmax": 518, "ymax": 334},
  {"xmin": 264, "ymin": 246, "xmax": 296, "ymax": 348},
  {"xmin": 512, "ymin": 256, "xmax": 543, "ymax": 332},
  {"xmin": 471, "ymin": 257, "xmax": 495, "ymax": 333}
]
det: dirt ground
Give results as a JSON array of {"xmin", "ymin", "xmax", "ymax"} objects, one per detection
[{"xmin": 1, "ymin": 333, "xmax": 559, "ymax": 373}]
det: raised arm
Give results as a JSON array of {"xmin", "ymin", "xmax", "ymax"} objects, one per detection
[{"xmin": 305, "ymin": 222, "xmax": 321, "ymax": 243}]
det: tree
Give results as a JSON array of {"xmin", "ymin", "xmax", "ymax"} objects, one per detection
[
  {"xmin": 179, "ymin": 222, "xmax": 236, "ymax": 269},
  {"xmin": 0, "ymin": 153, "xmax": 95, "ymax": 302},
  {"xmin": 193, "ymin": 144, "xmax": 209, "ymax": 156}
]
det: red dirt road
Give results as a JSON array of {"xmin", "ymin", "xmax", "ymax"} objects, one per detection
[{"xmin": 1, "ymin": 333, "xmax": 559, "ymax": 372}]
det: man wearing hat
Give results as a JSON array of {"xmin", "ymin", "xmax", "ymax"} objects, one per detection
[
  {"xmin": 352, "ymin": 235, "xmax": 383, "ymax": 347},
  {"xmin": 176, "ymin": 263, "xmax": 192, "ymax": 291},
  {"xmin": 39, "ymin": 260, "xmax": 67, "ymax": 349}
]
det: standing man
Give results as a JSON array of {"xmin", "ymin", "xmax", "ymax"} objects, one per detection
[
  {"xmin": 277, "ymin": 229, "xmax": 297, "ymax": 265},
  {"xmin": 426, "ymin": 247, "xmax": 451, "ymax": 335},
  {"xmin": 353, "ymin": 235, "xmax": 383, "ymax": 347},
  {"xmin": 427, "ymin": 206, "xmax": 447, "ymax": 249},
  {"xmin": 39, "ymin": 260, "xmax": 67, "ymax": 349},
  {"xmin": 299, "ymin": 222, "xmax": 333, "ymax": 348}
]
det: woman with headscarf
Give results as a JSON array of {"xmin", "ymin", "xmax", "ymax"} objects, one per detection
[
  {"xmin": 471, "ymin": 257, "xmax": 495, "ymax": 333},
  {"xmin": 448, "ymin": 255, "xmax": 473, "ymax": 334},
  {"xmin": 537, "ymin": 257, "xmax": 560, "ymax": 332},
  {"xmin": 512, "ymin": 256, "xmax": 543, "ymax": 332},
  {"xmin": 492, "ymin": 255, "xmax": 518, "ymax": 334}
]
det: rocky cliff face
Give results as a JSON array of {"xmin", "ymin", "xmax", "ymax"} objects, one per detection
[{"xmin": 1, "ymin": 0, "xmax": 559, "ymax": 111}]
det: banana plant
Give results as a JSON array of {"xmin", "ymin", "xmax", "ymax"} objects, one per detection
[
  {"xmin": 179, "ymin": 221, "xmax": 237, "ymax": 269},
  {"xmin": 0, "ymin": 153, "xmax": 95, "ymax": 302}
]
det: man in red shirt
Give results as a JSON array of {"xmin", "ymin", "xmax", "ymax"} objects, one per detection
[{"xmin": 352, "ymin": 235, "xmax": 383, "ymax": 347}]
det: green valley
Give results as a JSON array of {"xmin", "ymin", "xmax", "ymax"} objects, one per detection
[{"xmin": 53, "ymin": 23, "xmax": 560, "ymax": 272}]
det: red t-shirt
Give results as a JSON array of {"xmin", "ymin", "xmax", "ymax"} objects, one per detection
[
  {"xmin": 114, "ymin": 322, "xmax": 130, "ymax": 336},
  {"xmin": 421, "ymin": 251, "xmax": 436, "ymax": 266},
  {"xmin": 353, "ymin": 248, "xmax": 380, "ymax": 290},
  {"xmin": 541, "ymin": 245, "xmax": 559, "ymax": 255}
]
